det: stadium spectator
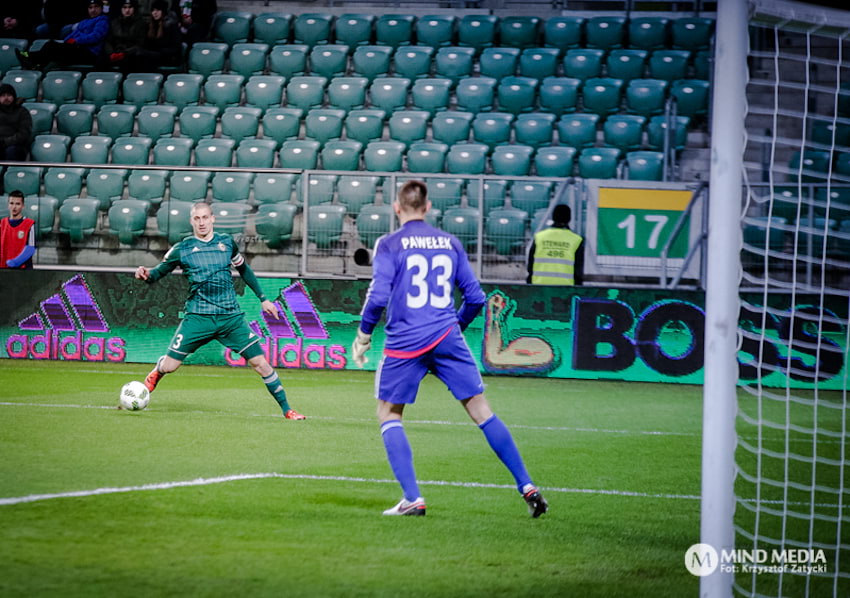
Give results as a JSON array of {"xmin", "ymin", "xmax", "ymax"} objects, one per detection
[
  {"xmin": 125, "ymin": 0, "xmax": 181, "ymax": 71},
  {"xmin": 351, "ymin": 179, "xmax": 549, "ymax": 518},
  {"xmin": 134, "ymin": 202, "xmax": 307, "ymax": 421},
  {"xmin": 0, "ymin": 83, "xmax": 32, "ymax": 162},
  {"xmin": 526, "ymin": 204, "xmax": 584, "ymax": 286},
  {"xmin": 1, "ymin": 5, "xmax": 41, "ymax": 39},
  {"xmin": 103, "ymin": 0, "xmax": 146, "ymax": 71},
  {"xmin": 171, "ymin": 0, "xmax": 216, "ymax": 48},
  {"xmin": 33, "ymin": 0, "xmax": 90, "ymax": 40},
  {"xmin": 0, "ymin": 190, "xmax": 35, "ymax": 269},
  {"xmin": 16, "ymin": 0, "xmax": 109, "ymax": 70}
]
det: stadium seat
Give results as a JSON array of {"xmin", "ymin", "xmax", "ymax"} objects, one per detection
[
  {"xmin": 406, "ymin": 141, "xmax": 448, "ymax": 173},
  {"xmin": 497, "ymin": 76, "xmax": 539, "ymax": 114},
  {"xmin": 81, "ymin": 71, "xmax": 122, "ymax": 108},
  {"xmin": 299, "ymin": 173, "xmax": 338, "ymax": 205},
  {"xmin": 351, "ymin": 45, "xmax": 393, "ymax": 81},
  {"xmin": 157, "ymin": 200, "xmax": 195, "ymax": 243},
  {"xmin": 648, "ymin": 50, "xmax": 691, "ymax": 82},
  {"xmin": 309, "ymin": 44, "xmax": 349, "ymax": 78},
  {"xmin": 486, "ymin": 207, "xmax": 528, "ymax": 255},
  {"xmin": 30, "ymin": 134, "xmax": 70, "ymax": 163},
  {"xmin": 388, "ymin": 110, "xmax": 429, "ymax": 147},
  {"xmin": 24, "ymin": 102, "xmax": 56, "ymax": 137},
  {"xmin": 582, "ymin": 77, "xmax": 625, "ymax": 117},
  {"xmin": 285, "ymin": 75, "xmax": 327, "ymax": 111},
  {"xmin": 410, "ymin": 78, "xmax": 451, "ymax": 115},
  {"xmin": 44, "ymin": 167, "xmax": 85, "ymax": 202},
  {"xmin": 356, "ymin": 202, "xmax": 394, "ymax": 247},
  {"xmin": 96, "ymin": 104, "xmax": 137, "ymax": 140},
  {"xmin": 500, "ymin": 16, "xmax": 541, "ymax": 50},
  {"xmin": 211, "ymin": 11, "xmax": 253, "ymax": 45},
  {"xmin": 789, "ymin": 150, "xmax": 832, "ymax": 183},
  {"xmin": 578, "ymin": 147, "xmax": 622, "ymax": 179},
  {"xmin": 320, "ymin": 139, "xmax": 363, "ymax": 171},
  {"xmin": 335, "ymin": 14, "xmax": 375, "ymax": 48},
  {"xmin": 56, "ymin": 103, "xmax": 96, "ymax": 139},
  {"xmin": 136, "ymin": 105, "xmax": 178, "ymax": 140},
  {"xmin": 110, "ymin": 136, "xmax": 152, "ymax": 166},
  {"xmin": 253, "ymin": 172, "xmax": 297, "ymax": 205},
  {"xmin": 23, "ymin": 195, "xmax": 59, "ymax": 238},
  {"xmin": 4, "ymin": 166, "xmax": 42, "ymax": 196},
  {"xmin": 446, "ymin": 142, "xmax": 488, "ymax": 175},
  {"xmin": 670, "ymin": 79, "xmax": 711, "ymax": 119},
  {"xmin": 279, "ymin": 139, "xmax": 321, "ymax": 170},
  {"xmin": 628, "ymin": 17, "xmax": 670, "ymax": 51},
  {"xmin": 694, "ymin": 50, "xmax": 712, "ymax": 81},
  {"xmin": 253, "ymin": 13, "xmax": 292, "ymax": 46},
  {"xmin": 363, "ymin": 140, "xmax": 405, "ymax": 172},
  {"xmin": 122, "ymin": 72, "xmax": 163, "ymax": 106},
  {"xmin": 177, "ymin": 105, "xmax": 219, "ymax": 143},
  {"xmin": 563, "ymin": 48, "xmax": 605, "ymax": 81},
  {"xmin": 427, "ymin": 178, "xmax": 464, "ymax": 212},
  {"xmin": 255, "ymin": 202, "xmax": 298, "ymax": 248},
  {"xmin": 557, "ymin": 112, "xmax": 600, "ymax": 148},
  {"xmin": 479, "ymin": 47, "xmax": 520, "ymax": 80},
  {"xmin": 220, "ymin": 106, "xmax": 262, "ymax": 144},
  {"xmin": 441, "ymin": 206, "xmax": 479, "ymax": 251},
  {"xmin": 41, "ymin": 71, "xmax": 82, "ymax": 104},
  {"xmin": 519, "ymin": 47, "xmax": 560, "ymax": 81},
  {"xmin": 835, "ymin": 153, "xmax": 850, "ymax": 176},
  {"xmin": 327, "ymin": 76, "xmax": 368, "ymax": 112},
  {"xmin": 337, "ymin": 175, "xmax": 380, "ymax": 213},
  {"xmin": 585, "ymin": 16, "xmax": 626, "ymax": 50},
  {"xmin": 268, "ymin": 44, "xmax": 309, "ymax": 79},
  {"xmin": 85, "ymin": 168, "xmax": 127, "ymax": 210},
  {"xmin": 304, "ymin": 108, "xmax": 346, "ymax": 146},
  {"xmin": 152, "ymin": 137, "xmax": 194, "ymax": 167},
  {"xmin": 4, "ymin": 71, "xmax": 41, "ymax": 102},
  {"xmin": 244, "ymin": 75, "xmax": 285, "ymax": 111},
  {"xmin": 416, "ymin": 15, "xmax": 456, "ymax": 48},
  {"xmin": 343, "ymin": 109, "xmax": 386, "ymax": 145},
  {"xmin": 603, "ymin": 114, "xmax": 647, "ymax": 152},
  {"xmin": 538, "ymin": 76, "xmax": 581, "ymax": 116},
  {"xmin": 229, "ymin": 43, "xmax": 270, "ymax": 78},
  {"xmin": 293, "ymin": 13, "xmax": 334, "ymax": 47},
  {"xmin": 188, "ymin": 42, "xmax": 229, "ymax": 79},
  {"xmin": 626, "ymin": 150, "xmax": 664, "ymax": 181},
  {"xmin": 59, "ymin": 197, "xmax": 100, "ymax": 242},
  {"xmin": 261, "ymin": 107, "xmax": 304, "ymax": 147},
  {"xmin": 509, "ymin": 180, "xmax": 555, "ymax": 214},
  {"xmin": 307, "ymin": 203, "xmax": 346, "ymax": 248},
  {"xmin": 491, "ymin": 144, "xmax": 534, "ymax": 176},
  {"xmin": 108, "ymin": 199, "xmax": 150, "ymax": 244},
  {"xmin": 466, "ymin": 179, "xmax": 506, "ymax": 213},
  {"xmin": 646, "ymin": 115, "xmax": 690, "ymax": 152},
  {"xmin": 434, "ymin": 46, "xmax": 475, "ymax": 86},
  {"xmin": 70, "ymin": 135, "xmax": 112, "ymax": 165},
  {"xmin": 368, "ymin": 77, "xmax": 410, "ymax": 112},
  {"xmin": 393, "ymin": 45, "xmax": 434, "ymax": 80},
  {"xmin": 375, "ymin": 14, "xmax": 415, "ymax": 48},
  {"xmin": 606, "ymin": 49, "xmax": 649, "ymax": 83},
  {"xmin": 127, "ymin": 169, "xmax": 168, "ymax": 204},
  {"xmin": 235, "ymin": 138, "xmax": 278, "ymax": 169},
  {"xmin": 671, "ymin": 17, "xmax": 715, "ymax": 52},
  {"xmin": 162, "ymin": 74, "xmax": 204, "ymax": 111},
  {"xmin": 455, "ymin": 77, "xmax": 497, "ymax": 114},
  {"xmin": 194, "ymin": 138, "xmax": 235, "ymax": 168},
  {"xmin": 168, "ymin": 171, "xmax": 211, "ymax": 202},
  {"xmin": 211, "ymin": 172, "xmax": 252, "ymax": 203},
  {"xmin": 534, "ymin": 146, "xmax": 577, "ymax": 177},
  {"xmin": 625, "ymin": 78, "xmax": 669, "ymax": 117},
  {"xmin": 472, "ymin": 112, "xmax": 514, "ymax": 149},
  {"xmin": 431, "ymin": 111, "xmax": 473, "ymax": 145},
  {"xmin": 515, "ymin": 112, "xmax": 557, "ymax": 148},
  {"xmin": 0, "ymin": 38, "xmax": 27, "ymax": 76},
  {"xmin": 458, "ymin": 15, "xmax": 499, "ymax": 53},
  {"xmin": 204, "ymin": 75, "xmax": 245, "ymax": 110},
  {"xmin": 544, "ymin": 16, "xmax": 585, "ymax": 53}
]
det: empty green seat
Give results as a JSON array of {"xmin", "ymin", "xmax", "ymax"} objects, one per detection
[
  {"xmin": 279, "ymin": 139, "xmax": 321, "ymax": 170},
  {"xmin": 0, "ymin": 38, "xmax": 27, "ymax": 76},
  {"xmin": 603, "ymin": 114, "xmax": 647, "ymax": 152},
  {"xmin": 162, "ymin": 74, "xmax": 204, "ymax": 111},
  {"xmin": 4, "ymin": 166, "xmax": 42, "ymax": 196},
  {"xmin": 244, "ymin": 75, "xmax": 285, "ymax": 111},
  {"xmin": 41, "ymin": 71, "xmax": 82, "ymax": 104},
  {"xmin": 220, "ymin": 106, "xmax": 262, "ymax": 144},
  {"xmin": 122, "ymin": 72, "xmax": 163, "ymax": 106},
  {"xmin": 108, "ymin": 199, "xmax": 150, "ymax": 244},
  {"xmin": 285, "ymin": 75, "xmax": 327, "ymax": 111},
  {"xmin": 255, "ymin": 202, "xmax": 298, "ymax": 248},
  {"xmin": 416, "ymin": 15, "xmax": 456, "ymax": 48},
  {"xmin": 456, "ymin": 77, "xmax": 496, "ymax": 114},
  {"xmin": 59, "ymin": 197, "xmax": 99, "ymax": 242},
  {"xmin": 446, "ymin": 142, "xmax": 488, "ymax": 174},
  {"xmin": 128, "ymin": 169, "xmax": 168, "ymax": 204},
  {"xmin": 427, "ymin": 178, "xmax": 464, "ymax": 212},
  {"xmin": 509, "ymin": 180, "xmax": 555, "ymax": 213},
  {"xmin": 646, "ymin": 115, "xmax": 690, "ymax": 152},
  {"xmin": 393, "ymin": 46, "xmax": 434, "ymax": 80},
  {"xmin": 236, "ymin": 138, "xmax": 278, "ymax": 168},
  {"xmin": 472, "ymin": 112, "xmax": 514, "ymax": 149},
  {"xmin": 156, "ymin": 200, "xmax": 195, "ymax": 243},
  {"xmin": 581, "ymin": 77, "xmax": 624, "ymax": 117},
  {"xmin": 337, "ymin": 175, "xmax": 381, "ymax": 213},
  {"xmin": 327, "ymin": 76, "xmax": 368, "ymax": 111},
  {"xmin": 110, "ymin": 136, "xmax": 152, "ymax": 166},
  {"xmin": 307, "ymin": 203, "xmax": 346, "ymax": 248},
  {"xmin": 694, "ymin": 49, "xmax": 712, "ymax": 81},
  {"xmin": 188, "ymin": 42, "xmax": 228, "ymax": 79},
  {"xmin": 606, "ymin": 49, "xmax": 649, "ymax": 83},
  {"xmin": 648, "ymin": 50, "xmax": 691, "ymax": 82},
  {"xmin": 497, "ymin": 76, "xmax": 538, "ymax": 114},
  {"xmin": 363, "ymin": 140, "xmax": 405, "ymax": 172},
  {"xmin": 515, "ymin": 112, "xmax": 556, "ymax": 148},
  {"xmin": 625, "ymin": 78, "xmax": 669, "ymax": 117},
  {"xmin": 44, "ymin": 167, "xmax": 84, "ymax": 201},
  {"xmin": 368, "ymin": 77, "xmax": 410, "ymax": 112},
  {"xmin": 441, "ymin": 206, "xmax": 479, "ymax": 251},
  {"xmin": 375, "ymin": 14, "xmax": 415, "ymax": 48},
  {"xmin": 30, "ymin": 134, "xmax": 70, "ymax": 163},
  {"xmin": 168, "ymin": 171, "xmax": 211, "ymax": 202},
  {"xmin": 335, "ymin": 14, "xmax": 375, "ymax": 48},
  {"xmin": 518, "ymin": 47, "xmax": 560, "ymax": 81},
  {"xmin": 410, "ymin": 78, "xmax": 451, "ymax": 115},
  {"xmin": 229, "ymin": 43, "xmax": 270, "ymax": 78},
  {"xmin": 96, "ymin": 104, "xmax": 137, "ymax": 139},
  {"xmin": 211, "ymin": 173, "xmax": 253, "ymax": 204},
  {"xmin": 320, "ymin": 139, "xmax": 363, "ymax": 170},
  {"xmin": 299, "ymin": 173, "xmax": 337, "ymax": 205},
  {"xmin": 538, "ymin": 76, "xmax": 581, "ymax": 116},
  {"xmin": 253, "ymin": 173, "xmax": 297, "ymax": 204},
  {"xmin": 534, "ymin": 146, "xmax": 577, "ymax": 177},
  {"xmin": 81, "ymin": 71, "xmax": 122, "ymax": 108},
  {"xmin": 458, "ymin": 15, "xmax": 498, "ymax": 53},
  {"xmin": 23, "ymin": 195, "xmax": 59, "ymax": 238},
  {"xmin": 466, "ymin": 180, "xmax": 506, "ymax": 213},
  {"xmin": 212, "ymin": 11, "xmax": 253, "ymax": 45},
  {"xmin": 434, "ymin": 46, "xmax": 475, "ymax": 86},
  {"xmin": 628, "ymin": 17, "xmax": 670, "ymax": 51},
  {"xmin": 304, "ymin": 107, "xmax": 346, "ymax": 146},
  {"xmin": 491, "ymin": 144, "xmax": 534, "ymax": 176},
  {"xmin": 309, "ymin": 44, "xmax": 349, "ymax": 78},
  {"xmin": 3, "ymin": 70, "xmax": 41, "ymax": 102},
  {"xmin": 486, "ymin": 207, "xmax": 528, "ymax": 255},
  {"xmin": 479, "ymin": 47, "xmax": 520, "ymax": 80},
  {"xmin": 85, "ymin": 168, "xmax": 127, "ymax": 210},
  {"xmin": 563, "ymin": 48, "xmax": 604, "ymax": 80},
  {"xmin": 24, "ymin": 102, "xmax": 56, "ymax": 137},
  {"xmin": 262, "ymin": 107, "xmax": 304, "ymax": 147},
  {"xmin": 194, "ymin": 138, "xmax": 235, "ymax": 168},
  {"xmin": 500, "ymin": 16, "xmax": 541, "ymax": 49},
  {"xmin": 671, "ymin": 17, "xmax": 714, "ymax": 52},
  {"xmin": 388, "ymin": 110, "xmax": 429, "ymax": 147},
  {"xmin": 253, "ymin": 13, "xmax": 292, "ymax": 46},
  {"xmin": 56, "ymin": 103, "xmax": 96, "ymax": 139},
  {"xmin": 356, "ymin": 203, "xmax": 394, "ymax": 247},
  {"xmin": 268, "ymin": 44, "xmax": 309, "ymax": 78},
  {"xmin": 343, "ymin": 109, "xmax": 385, "ymax": 145},
  {"xmin": 136, "ymin": 105, "xmax": 178, "ymax": 140},
  {"xmin": 788, "ymin": 150, "xmax": 832, "ymax": 183},
  {"xmin": 406, "ymin": 141, "xmax": 448, "ymax": 173},
  {"xmin": 178, "ymin": 105, "xmax": 219, "ymax": 143},
  {"xmin": 152, "ymin": 137, "xmax": 194, "ymax": 167},
  {"xmin": 670, "ymin": 79, "xmax": 710, "ymax": 119},
  {"xmin": 626, "ymin": 150, "xmax": 664, "ymax": 181},
  {"xmin": 578, "ymin": 147, "xmax": 622, "ymax": 179},
  {"xmin": 544, "ymin": 16, "xmax": 585, "ymax": 53},
  {"xmin": 557, "ymin": 112, "xmax": 600, "ymax": 148},
  {"xmin": 585, "ymin": 16, "xmax": 626, "ymax": 50},
  {"xmin": 70, "ymin": 135, "xmax": 112, "ymax": 164},
  {"xmin": 294, "ymin": 13, "xmax": 334, "ymax": 47},
  {"xmin": 431, "ymin": 111, "xmax": 473, "ymax": 145},
  {"xmin": 351, "ymin": 45, "xmax": 393, "ymax": 81}
]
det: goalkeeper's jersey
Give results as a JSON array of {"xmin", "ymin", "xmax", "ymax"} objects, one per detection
[
  {"xmin": 359, "ymin": 219, "xmax": 486, "ymax": 353},
  {"xmin": 148, "ymin": 232, "xmax": 246, "ymax": 315}
]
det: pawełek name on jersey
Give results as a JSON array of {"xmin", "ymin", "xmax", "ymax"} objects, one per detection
[{"xmin": 401, "ymin": 235, "xmax": 453, "ymax": 250}]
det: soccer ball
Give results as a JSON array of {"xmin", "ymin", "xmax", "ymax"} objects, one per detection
[{"xmin": 119, "ymin": 381, "xmax": 150, "ymax": 411}]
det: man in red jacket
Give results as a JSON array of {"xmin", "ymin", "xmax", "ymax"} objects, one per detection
[{"xmin": 0, "ymin": 190, "xmax": 35, "ymax": 269}]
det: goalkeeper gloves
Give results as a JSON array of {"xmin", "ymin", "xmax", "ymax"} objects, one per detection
[{"xmin": 350, "ymin": 330, "xmax": 372, "ymax": 367}]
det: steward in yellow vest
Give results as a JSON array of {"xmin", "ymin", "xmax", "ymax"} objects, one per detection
[{"xmin": 526, "ymin": 204, "xmax": 584, "ymax": 286}]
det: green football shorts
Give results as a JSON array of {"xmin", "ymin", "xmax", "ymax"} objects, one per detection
[{"xmin": 166, "ymin": 313, "xmax": 265, "ymax": 362}]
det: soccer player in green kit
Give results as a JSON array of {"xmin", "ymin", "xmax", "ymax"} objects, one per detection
[{"xmin": 135, "ymin": 202, "xmax": 306, "ymax": 420}]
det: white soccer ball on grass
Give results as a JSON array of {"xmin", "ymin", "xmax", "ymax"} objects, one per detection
[{"xmin": 119, "ymin": 381, "xmax": 150, "ymax": 411}]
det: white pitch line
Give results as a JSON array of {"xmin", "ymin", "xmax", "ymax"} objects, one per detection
[{"xmin": 0, "ymin": 473, "xmax": 701, "ymax": 506}]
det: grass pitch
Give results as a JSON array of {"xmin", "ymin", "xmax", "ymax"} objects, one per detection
[{"xmin": 0, "ymin": 360, "xmax": 703, "ymax": 597}]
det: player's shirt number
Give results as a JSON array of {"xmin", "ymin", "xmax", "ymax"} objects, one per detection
[
  {"xmin": 171, "ymin": 334, "xmax": 184, "ymax": 349},
  {"xmin": 406, "ymin": 253, "xmax": 453, "ymax": 309}
]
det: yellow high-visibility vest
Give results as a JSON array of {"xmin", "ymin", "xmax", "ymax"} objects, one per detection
[{"xmin": 530, "ymin": 227, "xmax": 583, "ymax": 285}]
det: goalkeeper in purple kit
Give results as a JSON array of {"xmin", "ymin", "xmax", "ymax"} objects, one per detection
[{"xmin": 351, "ymin": 180, "xmax": 548, "ymax": 518}]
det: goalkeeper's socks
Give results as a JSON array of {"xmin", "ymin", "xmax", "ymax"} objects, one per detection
[
  {"xmin": 381, "ymin": 420, "xmax": 421, "ymax": 502},
  {"xmin": 262, "ymin": 371, "xmax": 291, "ymax": 413},
  {"xmin": 479, "ymin": 414, "xmax": 533, "ymax": 493}
]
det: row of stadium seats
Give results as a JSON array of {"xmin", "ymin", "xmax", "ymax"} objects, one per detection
[
  {"xmin": 203, "ymin": 12, "xmax": 714, "ymax": 53},
  {"xmin": 787, "ymin": 150, "xmax": 850, "ymax": 183},
  {"xmin": 742, "ymin": 215, "xmax": 850, "ymax": 262}
]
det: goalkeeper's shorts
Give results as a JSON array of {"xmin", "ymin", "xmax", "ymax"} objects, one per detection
[{"xmin": 375, "ymin": 326, "xmax": 485, "ymax": 404}]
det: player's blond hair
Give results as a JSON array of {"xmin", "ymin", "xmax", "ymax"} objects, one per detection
[
  {"xmin": 190, "ymin": 201, "xmax": 212, "ymax": 215},
  {"xmin": 397, "ymin": 180, "xmax": 428, "ymax": 213}
]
